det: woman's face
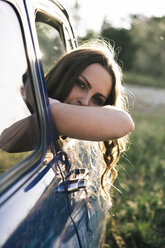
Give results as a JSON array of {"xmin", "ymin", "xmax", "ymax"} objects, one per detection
[{"xmin": 64, "ymin": 63, "xmax": 113, "ymax": 106}]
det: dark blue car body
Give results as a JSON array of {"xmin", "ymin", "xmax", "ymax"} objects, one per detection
[{"xmin": 0, "ymin": 1, "xmax": 108, "ymax": 247}]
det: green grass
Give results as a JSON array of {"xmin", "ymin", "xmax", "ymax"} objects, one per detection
[
  {"xmin": 103, "ymin": 112, "xmax": 165, "ymax": 248},
  {"xmin": 0, "ymin": 150, "xmax": 32, "ymax": 175},
  {"xmin": 124, "ymin": 72, "xmax": 165, "ymax": 88}
]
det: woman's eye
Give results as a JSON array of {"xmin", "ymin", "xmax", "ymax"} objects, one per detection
[
  {"xmin": 93, "ymin": 96, "xmax": 104, "ymax": 106},
  {"xmin": 76, "ymin": 79, "xmax": 86, "ymax": 89}
]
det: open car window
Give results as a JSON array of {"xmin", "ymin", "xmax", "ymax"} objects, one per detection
[
  {"xmin": 36, "ymin": 12, "xmax": 66, "ymax": 74},
  {"xmin": 0, "ymin": 2, "xmax": 39, "ymax": 181}
]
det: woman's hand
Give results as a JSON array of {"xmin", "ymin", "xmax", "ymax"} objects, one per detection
[{"xmin": 49, "ymin": 98, "xmax": 134, "ymax": 141}]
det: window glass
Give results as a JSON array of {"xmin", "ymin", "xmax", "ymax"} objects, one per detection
[
  {"xmin": 0, "ymin": 2, "xmax": 39, "ymax": 176},
  {"xmin": 36, "ymin": 13, "xmax": 65, "ymax": 74}
]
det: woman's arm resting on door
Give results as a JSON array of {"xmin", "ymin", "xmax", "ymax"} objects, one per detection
[{"xmin": 50, "ymin": 99, "xmax": 134, "ymax": 141}]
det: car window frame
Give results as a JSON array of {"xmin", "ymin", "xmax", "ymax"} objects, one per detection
[{"xmin": 0, "ymin": 1, "xmax": 48, "ymax": 196}]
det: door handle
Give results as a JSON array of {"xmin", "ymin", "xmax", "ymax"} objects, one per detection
[{"xmin": 54, "ymin": 168, "xmax": 88, "ymax": 193}]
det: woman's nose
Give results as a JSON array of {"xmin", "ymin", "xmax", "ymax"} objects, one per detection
[{"xmin": 78, "ymin": 96, "xmax": 90, "ymax": 106}]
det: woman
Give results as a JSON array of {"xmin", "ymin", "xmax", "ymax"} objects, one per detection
[
  {"xmin": 0, "ymin": 40, "xmax": 134, "ymax": 198},
  {"xmin": 45, "ymin": 40, "xmax": 134, "ymax": 198}
]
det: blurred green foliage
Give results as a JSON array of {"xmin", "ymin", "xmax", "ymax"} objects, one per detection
[
  {"xmin": 101, "ymin": 25, "xmax": 137, "ymax": 71},
  {"xmin": 124, "ymin": 72, "xmax": 165, "ymax": 88},
  {"xmin": 36, "ymin": 22, "xmax": 64, "ymax": 74},
  {"xmin": 80, "ymin": 15, "xmax": 165, "ymax": 88},
  {"xmin": 0, "ymin": 150, "xmax": 32, "ymax": 175},
  {"xmin": 103, "ymin": 112, "xmax": 165, "ymax": 248},
  {"xmin": 100, "ymin": 15, "xmax": 165, "ymax": 79}
]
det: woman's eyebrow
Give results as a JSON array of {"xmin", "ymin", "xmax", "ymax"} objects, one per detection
[{"xmin": 80, "ymin": 75, "xmax": 92, "ymax": 89}]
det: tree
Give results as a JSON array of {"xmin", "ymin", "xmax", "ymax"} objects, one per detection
[
  {"xmin": 78, "ymin": 30, "xmax": 98, "ymax": 43},
  {"xmin": 100, "ymin": 20, "xmax": 138, "ymax": 71},
  {"xmin": 129, "ymin": 15, "xmax": 165, "ymax": 77}
]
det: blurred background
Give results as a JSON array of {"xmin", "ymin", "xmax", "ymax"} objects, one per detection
[{"xmin": 61, "ymin": 1, "xmax": 165, "ymax": 247}]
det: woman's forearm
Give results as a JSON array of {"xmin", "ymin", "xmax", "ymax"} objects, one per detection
[{"xmin": 50, "ymin": 100, "xmax": 134, "ymax": 141}]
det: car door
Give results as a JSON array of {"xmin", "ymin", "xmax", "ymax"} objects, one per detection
[{"xmin": 0, "ymin": 1, "xmax": 82, "ymax": 247}]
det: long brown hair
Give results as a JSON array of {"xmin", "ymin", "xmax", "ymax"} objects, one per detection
[{"xmin": 45, "ymin": 40, "xmax": 128, "ymax": 199}]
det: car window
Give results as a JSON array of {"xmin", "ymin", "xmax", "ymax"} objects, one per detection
[
  {"xmin": 0, "ymin": 2, "xmax": 39, "ymax": 176},
  {"xmin": 36, "ymin": 12, "xmax": 65, "ymax": 74}
]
